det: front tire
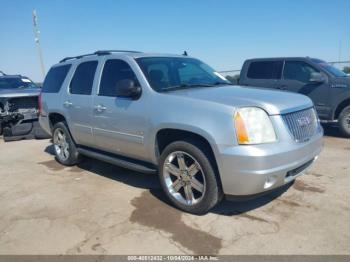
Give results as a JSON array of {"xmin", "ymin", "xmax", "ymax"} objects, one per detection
[
  {"xmin": 52, "ymin": 122, "xmax": 80, "ymax": 166},
  {"xmin": 339, "ymin": 105, "xmax": 350, "ymax": 138},
  {"xmin": 158, "ymin": 140, "xmax": 222, "ymax": 214}
]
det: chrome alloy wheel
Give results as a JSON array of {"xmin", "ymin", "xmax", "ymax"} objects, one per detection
[
  {"xmin": 346, "ymin": 114, "xmax": 350, "ymax": 129},
  {"xmin": 53, "ymin": 128, "xmax": 70, "ymax": 162},
  {"xmin": 163, "ymin": 151, "xmax": 206, "ymax": 206}
]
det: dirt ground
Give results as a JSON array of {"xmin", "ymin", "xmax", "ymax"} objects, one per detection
[{"xmin": 0, "ymin": 126, "xmax": 349, "ymax": 255}]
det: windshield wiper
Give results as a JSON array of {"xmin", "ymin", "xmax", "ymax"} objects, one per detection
[
  {"xmin": 161, "ymin": 82, "xmax": 231, "ymax": 92},
  {"xmin": 161, "ymin": 83, "xmax": 214, "ymax": 92},
  {"xmin": 212, "ymin": 82, "xmax": 233, "ymax": 86}
]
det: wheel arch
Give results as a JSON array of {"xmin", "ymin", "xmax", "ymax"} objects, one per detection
[
  {"xmin": 48, "ymin": 112, "xmax": 66, "ymax": 131},
  {"xmin": 334, "ymin": 98, "xmax": 350, "ymax": 120},
  {"xmin": 155, "ymin": 127, "xmax": 222, "ymax": 187}
]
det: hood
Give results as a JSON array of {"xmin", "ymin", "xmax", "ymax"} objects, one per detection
[
  {"xmin": 0, "ymin": 88, "xmax": 40, "ymax": 98},
  {"xmin": 167, "ymin": 85, "xmax": 313, "ymax": 115}
]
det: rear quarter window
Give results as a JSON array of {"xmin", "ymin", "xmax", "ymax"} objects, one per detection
[
  {"xmin": 42, "ymin": 64, "xmax": 71, "ymax": 93},
  {"xmin": 247, "ymin": 61, "xmax": 283, "ymax": 80}
]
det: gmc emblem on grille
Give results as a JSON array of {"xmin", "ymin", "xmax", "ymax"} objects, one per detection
[{"xmin": 297, "ymin": 116, "xmax": 311, "ymax": 127}]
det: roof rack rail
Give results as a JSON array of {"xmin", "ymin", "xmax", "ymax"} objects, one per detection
[
  {"xmin": 59, "ymin": 53, "xmax": 96, "ymax": 63},
  {"xmin": 94, "ymin": 50, "xmax": 142, "ymax": 55},
  {"xmin": 59, "ymin": 50, "xmax": 142, "ymax": 63}
]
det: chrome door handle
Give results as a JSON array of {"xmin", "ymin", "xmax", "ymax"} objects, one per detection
[
  {"xmin": 63, "ymin": 101, "xmax": 73, "ymax": 107},
  {"xmin": 95, "ymin": 104, "xmax": 107, "ymax": 112}
]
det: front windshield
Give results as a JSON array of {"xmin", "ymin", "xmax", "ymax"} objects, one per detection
[
  {"xmin": 312, "ymin": 59, "xmax": 348, "ymax": 77},
  {"xmin": 0, "ymin": 77, "xmax": 38, "ymax": 90},
  {"xmin": 136, "ymin": 57, "xmax": 230, "ymax": 92}
]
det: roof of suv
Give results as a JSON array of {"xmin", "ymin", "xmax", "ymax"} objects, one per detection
[
  {"xmin": 58, "ymin": 50, "xmax": 187, "ymax": 64},
  {"xmin": 245, "ymin": 57, "xmax": 317, "ymax": 62},
  {"xmin": 0, "ymin": 74, "xmax": 32, "ymax": 80}
]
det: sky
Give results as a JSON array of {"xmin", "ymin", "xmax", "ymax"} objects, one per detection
[{"xmin": 0, "ymin": 0, "xmax": 349, "ymax": 82}]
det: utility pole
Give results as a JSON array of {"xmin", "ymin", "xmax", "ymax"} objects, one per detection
[{"xmin": 32, "ymin": 9, "xmax": 46, "ymax": 79}]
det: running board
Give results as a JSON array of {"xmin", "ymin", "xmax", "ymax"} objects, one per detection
[
  {"xmin": 320, "ymin": 119, "xmax": 338, "ymax": 124},
  {"xmin": 77, "ymin": 147, "xmax": 157, "ymax": 174}
]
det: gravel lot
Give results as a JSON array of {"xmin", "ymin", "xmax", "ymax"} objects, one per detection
[{"xmin": 0, "ymin": 126, "xmax": 349, "ymax": 255}]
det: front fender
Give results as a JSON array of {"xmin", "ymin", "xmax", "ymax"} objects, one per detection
[{"xmin": 331, "ymin": 90, "xmax": 350, "ymax": 119}]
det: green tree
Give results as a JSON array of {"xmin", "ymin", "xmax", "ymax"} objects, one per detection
[
  {"xmin": 343, "ymin": 66, "xmax": 350, "ymax": 74},
  {"xmin": 225, "ymin": 74, "xmax": 240, "ymax": 84}
]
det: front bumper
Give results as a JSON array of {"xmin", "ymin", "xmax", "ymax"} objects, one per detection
[{"xmin": 217, "ymin": 131, "xmax": 323, "ymax": 196}]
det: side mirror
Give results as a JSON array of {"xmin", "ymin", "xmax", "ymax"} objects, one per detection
[
  {"xmin": 115, "ymin": 79, "xmax": 141, "ymax": 100},
  {"xmin": 309, "ymin": 72, "xmax": 326, "ymax": 84}
]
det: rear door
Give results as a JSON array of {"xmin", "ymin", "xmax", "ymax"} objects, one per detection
[
  {"xmin": 63, "ymin": 60, "xmax": 98, "ymax": 147},
  {"xmin": 242, "ymin": 60, "xmax": 283, "ymax": 89},
  {"xmin": 280, "ymin": 60, "xmax": 330, "ymax": 115}
]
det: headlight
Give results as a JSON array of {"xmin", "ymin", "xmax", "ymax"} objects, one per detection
[{"xmin": 234, "ymin": 107, "xmax": 277, "ymax": 145}]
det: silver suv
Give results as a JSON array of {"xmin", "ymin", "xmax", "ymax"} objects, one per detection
[{"xmin": 39, "ymin": 50, "xmax": 323, "ymax": 214}]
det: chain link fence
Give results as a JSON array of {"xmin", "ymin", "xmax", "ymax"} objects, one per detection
[
  {"xmin": 217, "ymin": 70, "xmax": 241, "ymax": 84},
  {"xmin": 329, "ymin": 61, "xmax": 350, "ymax": 74}
]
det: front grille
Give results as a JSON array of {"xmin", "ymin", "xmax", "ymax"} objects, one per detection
[{"xmin": 282, "ymin": 107, "xmax": 320, "ymax": 143}]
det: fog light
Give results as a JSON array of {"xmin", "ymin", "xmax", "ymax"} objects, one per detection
[{"xmin": 264, "ymin": 176, "xmax": 277, "ymax": 189}]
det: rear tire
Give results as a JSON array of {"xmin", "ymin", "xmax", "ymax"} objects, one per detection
[
  {"xmin": 52, "ymin": 122, "xmax": 81, "ymax": 166},
  {"xmin": 158, "ymin": 139, "xmax": 222, "ymax": 214},
  {"xmin": 339, "ymin": 105, "xmax": 350, "ymax": 138}
]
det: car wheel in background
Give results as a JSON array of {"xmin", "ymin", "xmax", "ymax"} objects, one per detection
[
  {"xmin": 52, "ymin": 122, "xmax": 81, "ymax": 166},
  {"xmin": 158, "ymin": 140, "xmax": 222, "ymax": 214},
  {"xmin": 339, "ymin": 105, "xmax": 350, "ymax": 138}
]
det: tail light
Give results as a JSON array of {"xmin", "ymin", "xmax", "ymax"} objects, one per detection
[{"xmin": 38, "ymin": 92, "xmax": 42, "ymax": 116}]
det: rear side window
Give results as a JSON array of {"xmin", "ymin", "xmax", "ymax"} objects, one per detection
[
  {"xmin": 70, "ymin": 61, "xmax": 98, "ymax": 95},
  {"xmin": 247, "ymin": 61, "xmax": 283, "ymax": 79},
  {"xmin": 42, "ymin": 64, "xmax": 71, "ymax": 93},
  {"xmin": 99, "ymin": 59, "xmax": 139, "ymax": 97}
]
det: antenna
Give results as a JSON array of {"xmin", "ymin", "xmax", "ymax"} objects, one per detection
[
  {"xmin": 0, "ymin": 71, "xmax": 6, "ymax": 76},
  {"xmin": 183, "ymin": 51, "xmax": 188, "ymax": 56},
  {"xmin": 32, "ymin": 9, "xmax": 46, "ymax": 79},
  {"xmin": 338, "ymin": 40, "xmax": 342, "ymax": 63}
]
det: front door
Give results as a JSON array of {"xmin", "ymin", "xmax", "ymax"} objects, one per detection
[
  {"xmin": 279, "ymin": 60, "xmax": 330, "ymax": 117},
  {"xmin": 92, "ymin": 58, "xmax": 149, "ymax": 161}
]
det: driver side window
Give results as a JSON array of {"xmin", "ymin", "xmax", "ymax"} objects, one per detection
[
  {"xmin": 283, "ymin": 61, "xmax": 319, "ymax": 83},
  {"xmin": 99, "ymin": 59, "xmax": 139, "ymax": 97}
]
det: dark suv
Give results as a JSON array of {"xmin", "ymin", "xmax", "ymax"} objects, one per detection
[{"xmin": 239, "ymin": 57, "xmax": 350, "ymax": 137}]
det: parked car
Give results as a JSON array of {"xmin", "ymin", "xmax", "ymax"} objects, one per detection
[
  {"xmin": 238, "ymin": 57, "xmax": 350, "ymax": 137},
  {"xmin": 39, "ymin": 51, "xmax": 323, "ymax": 214},
  {"xmin": 0, "ymin": 72, "xmax": 48, "ymax": 141}
]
